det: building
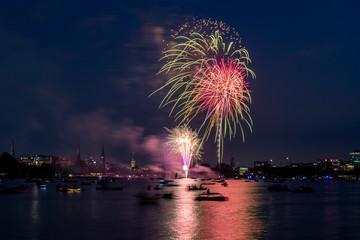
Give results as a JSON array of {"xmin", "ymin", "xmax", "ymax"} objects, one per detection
[
  {"xmin": 10, "ymin": 138, "xmax": 15, "ymax": 159},
  {"xmin": 230, "ymin": 153, "xmax": 235, "ymax": 168},
  {"xmin": 316, "ymin": 159, "xmax": 341, "ymax": 171},
  {"xmin": 238, "ymin": 167, "xmax": 248, "ymax": 175},
  {"xmin": 100, "ymin": 144, "xmax": 106, "ymax": 174},
  {"xmin": 76, "ymin": 142, "xmax": 81, "ymax": 162},
  {"xmin": 57, "ymin": 158, "xmax": 75, "ymax": 167},
  {"xmin": 254, "ymin": 161, "xmax": 269, "ymax": 168},
  {"xmin": 131, "ymin": 152, "xmax": 136, "ymax": 168},
  {"xmin": 349, "ymin": 150, "xmax": 360, "ymax": 166},
  {"xmin": 340, "ymin": 162, "xmax": 355, "ymax": 172},
  {"xmin": 317, "ymin": 158, "xmax": 341, "ymax": 171},
  {"xmin": 19, "ymin": 154, "xmax": 57, "ymax": 166}
]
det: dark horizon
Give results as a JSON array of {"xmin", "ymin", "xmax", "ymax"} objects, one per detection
[{"xmin": 1, "ymin": 1, "xmax": 360, "ymax": 168}]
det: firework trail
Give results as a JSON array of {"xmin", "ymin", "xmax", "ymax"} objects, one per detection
[
  {"xmin": 165, "ymin": 125, "xmax": 202, "ymax": 178},
  {"xmin": 152, "ymin": 18, "xmax": 255, "ymax": 164}
]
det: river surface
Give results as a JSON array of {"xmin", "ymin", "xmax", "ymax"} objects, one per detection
[{"xmin": 0, "ymin": 178, "xmax": 359, "ymax": 240}]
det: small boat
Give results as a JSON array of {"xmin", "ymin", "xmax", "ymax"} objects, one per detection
[
  {"xmin": 164, "ymin": 183, "xmax": 179, "ymax": 187},
  {"xmin": 56, "ymin": 187, "xmax": 68, "ymax": 192},
  {"xmin": 214, "ymin": 179, "xmax": 225, "ymax": 183},
  {"xmin": 96, "ymin": 185, "xmax": 123, "ymax": 190},
  {"xmin": 188, "ymin": 185, "xmax": 207, "ymax": 191},
  {"xmin": 56, "ymin": 185, "xmax": 85, "ymax": 192},
  {"xmin": 162, "ymin": 192, "xmax": 174, "ymax": 199},
  {"xmin": 159, "ymin": 179, "xmax": 174, "ymax": 185},
  {"xmin": 37, "ymin": 184, "xmax": 47, "ymax": 189},
  {"xmin": 0, "ymin": 187, "xmax": 21, "ymax": 194},
  {"xmin": 0, "ymin": 184, "xmax": 30, "ymax": 194},
  {"xmin": 221, "ymin": 182, "xmax": 228, "ymax": 187},
  {"xmin": 195, "ymin": 192, "xmax": 229, "ymax": 201},
  {"xmin": 14, "ymin": 185, "xmax": 30, "ymax": 192},
  {"xmin": 67, "ymin": 188, "xmax": 85, "ymax": 192},
  {"xmin": 147, "ymin": 185, "xmax": 162, "ymax": 190}
]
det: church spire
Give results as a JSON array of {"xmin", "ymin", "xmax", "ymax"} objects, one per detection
[
  {"xmin": 10, "ymin": 138, "xmax": 15, "ymax": 159},
  {"xmin": 101, "ymin": 144, "xmax": 106, "ymax": 175},
  {"xmin": 131, "ymin": 152, "xmax": 136, "ymax": 168},
  {"xmin": 76, "ymin": 142, "xmax": 81, "ymax": 162}
]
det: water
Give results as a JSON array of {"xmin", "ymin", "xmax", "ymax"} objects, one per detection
[{"xmin": 0, "ymin": 179, "xmax": 359, "ymax": 240}]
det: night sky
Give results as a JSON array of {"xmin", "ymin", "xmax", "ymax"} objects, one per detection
[{"xmin": 1, "ymin": 0, "xmax": 359, "ymax": 167}]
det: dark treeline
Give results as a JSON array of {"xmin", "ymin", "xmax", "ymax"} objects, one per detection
[{"xmin": 0, "ymin": 152, "xmax": 68, "ymax": 178}]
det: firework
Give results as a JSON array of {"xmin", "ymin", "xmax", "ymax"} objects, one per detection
[
  {"xmin": 152, "ymin": 18, "xmax": 255, "ymax": 164},
  {"xmin": 153, "ymin": 19, "xmax": 254, "ymax": 110},
  {"xmin": 190, "ymin": 57, "xmax": 252, "ymax": 161},
  {"xmin": 165, "ymin": 125, "xmax": 202, "ymax": 178}
]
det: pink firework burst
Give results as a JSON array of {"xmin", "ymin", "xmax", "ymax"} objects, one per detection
[
  {"xmin": 192, "ymin": 58, "xmax": 251, "ymax": 139},
  {"xmin": 189, "ymin": 57, "xmax": 252, "ymax": 163}
]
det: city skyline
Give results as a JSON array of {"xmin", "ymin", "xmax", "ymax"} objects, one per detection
[
  {"xmin": 1, "ymin": 1, "xmax": 360, "ymax": 167},
  {"xmin": 5, "ymin": 139, "xmax": 360, "ymax": 168}
]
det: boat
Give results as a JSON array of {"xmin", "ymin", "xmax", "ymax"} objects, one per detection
[
  {"xmin": 37, "ymin": 184, "xmax": 47, "ymax": 189},
  {"xmin": 0, "ymin": 187, "xmax": 22, "ymax": 194},
  {"xmin": 57, "ymin": 185, "xmax": 85, "ymax": 192},
  {"xmin": 159, "ymin": 179, "xmax": 174, "ymax": 185},
  {"xmin": 164, "ymin": 183, "xmax": 179, "ymax": 187},
  {"xmin": 214, "ymin": 179, "xmax": 225, "ymax": 183},
  {"xmin": 195, "ymin": 192, "xmax": 229, "ymax": 201},
  {"xmin": 56, "ymin": 185, "xmax": 69, "ymax": 192},
  {"xmin": 67, "ymin": 188, "xmax": 85, "ymax": 192},
  {"xmin": 96, "ymin": 185, "xmax": 123, "ymax": 191},
  {"xmin": 147, "ymin": 185, "xmax": 162, "ymax": 190},
  {"xmin": 14, "ymin": 185, "xmax": 30, "ymax": 192},
  {"xmin": 162, "ymin": 192, "xmax": 174, "ymax": 199},
  {"xmin": 188, "ymin": 185, "xmax": 207, "ymax": 191}
]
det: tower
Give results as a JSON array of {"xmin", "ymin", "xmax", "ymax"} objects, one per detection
[
  {"xmin": 10, "ymin": 138, "xmax": 15, "ymax": 159},
  {"xmin": 131, "ymin": 152, "xmax": 136, "ymax": 168},
  {"xmin": 74, "ymin": 142, "xmax": 87, "ymax": 174},
  {"xmin": 230, "ymin": 152, "xmax": 235, "ymax": 168},
  {"xmin": 100, "ymin": 144, "xmax": 106, "ymax": 174},
  {"xmin": 76, "ymin": 142, "xmax": 81, "ymax": 162}
]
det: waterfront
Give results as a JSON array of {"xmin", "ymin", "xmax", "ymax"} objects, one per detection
[{"xmin": 1, "ymin": 179, "xmax": 359, "ymax": 240}]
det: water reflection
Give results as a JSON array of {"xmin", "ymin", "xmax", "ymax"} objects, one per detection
[
  {"xmin": 29, "ymin": 185, "xmax": 40, "ymax": 240},
  {"xmin": 161, "ymin": 178, "xmax": 200, "ymax": 239},
  {"xmin": 165, "ymin": 179, "xmax": 266, "ymax": 239},
  {"xmin": 31, "ymin": 186, "xmax": 39, "ymax": 223},
  {"xmin": 323, "ymin": 182, "xmax": 337, "ymax": 240}
]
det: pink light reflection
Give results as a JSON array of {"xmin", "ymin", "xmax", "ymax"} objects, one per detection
[
  {"xmin": 164, "ymin": 179, "xmax": 266, "ymax": 239},
  {"xmin": 195, "ymin": 181, "xmax": 265, "ymax": 239}
]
